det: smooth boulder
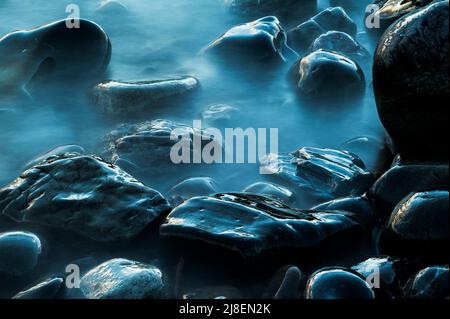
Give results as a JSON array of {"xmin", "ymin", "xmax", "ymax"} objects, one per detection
[
  {"xmin": 12, "ymin": 277, "xmax": 64, "ymax": 299},
  {"xmin": 373, "ymin": 1, "xmax": 449, "ymax": 159},
  {"xmin": 167, "ymin": 177, "xmax": 218, "ymax": 206},
  {"xmin": 404, "ymin": 266, "xmax": 449, "ymax": 299}
]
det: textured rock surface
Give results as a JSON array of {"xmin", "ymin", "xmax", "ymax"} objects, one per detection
[
  {"xmin": 80, "ymin": 258, "xmax": 165, "ymax": 299},
  {"xmin": 305, "ymin": 268, "xmax": 375, "ymax": 299},
  {"xmin": 0, "ymin": 153, "xmax": 170, "ymax": 242},
  {"xmin": 101, "ymin": 119, "xmax": 220, "ymax": 173},
  {"xmin": 373, "ymin": 1, "xmax": 449, "ymax": 159},
  {"xmin": 167, "ymin": 177, "xmax": 218, "ymax": 206},
  {"xmin": 289, "ymin": 51, "xmax": 365, "ymax": 100},
  {"xmin": 91, "ymin": 77, "xmax": 199, "ymax": 116},
  {"xmin": 369, "ymin": 163, "xmax": 449, "ymax": 217},
  {"xmin": 261, "ymin": 147, "xmax": 374, "ymax": 204},
  {"xmin": 243, "ymin": 182, "xmax": 294, "ymax": 204},
  {"xmin": 24, "ymin": 145, "xmax": 87, "ymax": 169},
  {"xmin": 288, "ymin": 7, "xmax": 356, "ymax": 51},
  {"xmin": 160, "ymin": 193, "xmax": 360, "ymax": 257},
  {"xmin": 204, "ymin": 16, "xmax": 297, "ymax": 64},
  {"xmin": 404, "ymin": 266, "xmax": 449, "ymax": 299},
  {"xmin": 0, "ymin": 231, "xmax": 41, "ymax": 275}
]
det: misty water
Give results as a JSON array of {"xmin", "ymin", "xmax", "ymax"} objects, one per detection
[{"xmin": 0, "ymin": 0, "xmax": 384, "ymax": 195}]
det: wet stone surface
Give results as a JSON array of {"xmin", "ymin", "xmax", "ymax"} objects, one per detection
[
  {"xmin": 80, "ymin": 258, "xmax": 165, "ymax": 299},
  {"xmin": 261, "ymin": 147, "xmax": 374, "ymax": 206},
  {"xmin": 404, "ymin": 266, "xmax": 449, "ymax": 299},
  {"xmin": 160, "ymin": 193, "xmax": 361, "ymax": 258},
  {"xmin": 12, "ymin": 277, "xmax": 64, "ymax": 299},
  {"xmin": 0, "ymin": 231, "xmax": 41, "ymax": 276},
  {"xmin": 0, "ymin": 153, "xmax": 170, "ymax": 242}
]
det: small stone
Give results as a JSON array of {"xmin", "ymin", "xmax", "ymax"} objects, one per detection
[
  {"xmin": 91, "ymin": 77, "xmax": 200, "ymax": 116},
  {"xmin": 167, "ymin": 177, "xmax": 218, "ymax": 206},
  {"xmin": 305, "ymin": 268, "xmax": 375, "ymax": 299},
  {"xmin": 203, "ymin": 16, "xmax": 297, "ymax": 64},
  {"xmin": 288, "ymin": 50, "xmax": 365, "ymax": 100},
  {"xmin": 80, "ymin": 258, "xmax": 165, "ymax": 299},
  {"xmin": 288, "ymin": 7, "xmax": 357, "ymax": 51},
  {"xmin": 274, "ymin": 266, "xmax": 303, "ymax": 299},
  {"xmin": 0, "ymin": 231, "xmax": 41, "ymax": 275}
]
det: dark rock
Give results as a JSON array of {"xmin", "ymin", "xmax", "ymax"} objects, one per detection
[
  {"xmin": 0, "ymin": 19, "xmax": 111, "ymax": 95},
  {"xmin": 309, "ymin": 31, "xmax": 371, "ymax": 66},
  {"xmin": 260, "ymin": 147, "xmax": 374, "ymax": 205},
  {"xmin": 243, "ymin": 182, "xmax": 294, "ymax": 205},
  {"xmin": 203, "ymin": 16, "xmax": 297, "ymax": 64},
  {"xmin": 0, "ymin": 153, "xmax": 170, "ymax": 242},
  {"xmin": 101, "ymin": 119, "xmax": 220, "ymax": 175},
  {"xmin": 80, "ymin": 258, "xmax": 165, "ymax": 299},
  {"xmin": 312, "ymin": 196, "xmax": 377, "ymax": 226},
  {"xmin": 369, "ymin": 163, "xmax": 449, "ymax": 218},
  {"xmin": 341, "ymin": 136, "xmax": 392, "ymax": 175},
  {"xmin": 288, "ymin": 50, "xmax": 365, "ymax": 100},
  {"xmin": 373, "ymin": 1, "xmax": 449, "ymax": 159},
  {"xmin": 274, "ymin": 266, "xmax": 303, "ymax": 299},
  {"xmin": 365, "ymin": 0, "xmax": 444, "ymax": 36},
  {"xmin": 305, "ymin": 268, "xmax": 375, "ymax": 299},
  {"xmin": 379, "ymin": 191, "xmax": 449, "ymax": 264},
  {"xmin": 404, "ymin": 266, "xmax": 449, "ymax": 299},
  {"xmin": 160, "ymin": 193, "xmax": 361, "ymax": 258},
  {"xmin": 167, "ymin": 177, "xmax": 218, "ymax": 206},
  {"xmin": 25, "ymin": 145, "xmax": 87, "ymax": 169},
  {"xmin": 12, "ymin": 277, "xmax": 64, "ymax": 299},
  {"xmin": 288, "ymin": 7, "xmax": 357, "ymax": 52},
  {"xmin": 0, "ymin": 231, "xmax": 41, "ymax": 275},
  {"xmin": 91, "ymin": 77, "xmax": 200, "ymax": 116}
]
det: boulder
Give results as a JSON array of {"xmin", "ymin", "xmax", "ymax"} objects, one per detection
[{"xmin": 0, "ymin": 231, "xmax": 41, "ymax": 275}]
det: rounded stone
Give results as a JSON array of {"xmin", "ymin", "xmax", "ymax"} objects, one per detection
[{"xmin": 0, "ymin": 231, "xmax": 42, "ymax": 275}]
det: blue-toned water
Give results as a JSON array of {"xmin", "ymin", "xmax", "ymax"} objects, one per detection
[{"xmin": 0, "ymin": 0, "xmax": 384, "ymax": 193}]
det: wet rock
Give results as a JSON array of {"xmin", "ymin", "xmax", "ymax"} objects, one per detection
[
  {"xmin": 183, "ymin": 286, "xmax": 242, "ymax": 299},
  {"xmin": 12, "ymin": 277, "xmax": 64, "ymax": 299},
  {"xmin": 167, "ymin": 177, "xmax": 218, "ymax": 206},
  {"xmin": 305, "ymin": 268, "xmax": 375, "ymax": 299},
  {"xmin": 91, "ymin": 77, "xmax": 200, "ymax": 116},
  {"xmin": 80, "ymin": 258, "xmax": 165, "ymax": 299},
  {"xmin": 160, "ymin": 193, "xmax": 361, "ymax": 258},
  {"xmin": 101, "ymin": 119, "xmax": 220, "ymax": 174},
  {"xmin": 0, "ymin": 153, "xmax": 170, "ymax": 242},
  {"xmin": 312, "ymin": 196, "xmax": 377, "ymax": 226},
  {"xmin": 369, "ymin": 163, "xmax": 449, "ymax": 218},
  {"xmin": 260, "ymin": 147, "xmax": 374, "ymax": 205},
  {"xmin": 365, "ymin": 0, "xmax": 444, "ymax": 36},
  {"xmin": 373, "ymin": 1, "xmax": 449, "ymax": 159},
  {"xmin": 25, "ymin": 144, "xmax": 87, "ymax": 169},
  {"xmin": 341, "ymin": 136, "xmax": 392, "ymax": 175},
  {"xmin": 243, "ymin": 182, "xmax": 294, "ymax": 204},
  {"xmin": 288, "ymin": 51, "xmax": 365, "ymax": 100},
  {"xmin": 404, "ymin": 266, "xmax": 449, "ymax": 299},
  {"xmin": 288, "ymin": 7, "xmax": 357, "ymax": 52},
  {"xmin": 201, "ymin": 104, "xmax": 239, "ymax": 123},
  {"xmin": 274, "ymin": 266, "xmax": 303, "ymax": 299},
  {"xmin": 352, "ymin": 257, "xmax": 400, "ymax": 293},
  {"xmin": 0, "ymin": 19, "xmax": 111, "ymax": 95},
  {"xmin": 0, "ymin": 231, "xmax": 41, "ymax": 275},
  {"xmin": 309, "ymin": 31, "xmax": 371, "ymax": 65},
  {"xmin": 379, "ymin": 191, "xmax": 449, "ymax": 264},
  {"xmin": 203, "ymin": 16, "xmax": 297, "ymax": 64}
]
